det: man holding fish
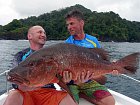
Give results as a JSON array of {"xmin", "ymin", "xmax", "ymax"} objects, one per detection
[
  {"xmin": 64, "ymin": 10, "xmax": 116, "ymax": 105},
  {"xmin": 4, "ymin": 25, "xmax": 77, "ymax": 105}
]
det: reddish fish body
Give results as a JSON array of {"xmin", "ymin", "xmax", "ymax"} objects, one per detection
[{"xmin": 7, "ymin": 43, "xmax": 140, "ymax": 87}]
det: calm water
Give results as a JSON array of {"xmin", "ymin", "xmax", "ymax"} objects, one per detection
[{"xmin": 0, "ymin": 40, "xmax": 140, "ymax": 101}]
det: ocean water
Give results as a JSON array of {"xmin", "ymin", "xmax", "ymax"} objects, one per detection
[{"xmin": 0, "ymin": 40, "xmax": 140, "ymax": 101}]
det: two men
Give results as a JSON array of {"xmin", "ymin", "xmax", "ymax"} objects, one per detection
[{"xmin": 4, "ymin": 10, "xmax": 116, "ymax": 105}]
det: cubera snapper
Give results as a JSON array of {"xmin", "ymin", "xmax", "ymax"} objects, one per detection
[{"xmin": 7, "ymin": 43, "xmax": 140, "ymax": 87}]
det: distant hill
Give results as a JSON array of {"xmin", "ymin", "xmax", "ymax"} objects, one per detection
[{"xmin": 0, "ymin": 4, "xmax": 140, "ymax": 42}]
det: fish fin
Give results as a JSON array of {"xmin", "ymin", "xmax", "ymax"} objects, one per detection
[
  {"xmin": 89, "ymin": 48, "xmax": 110, "ymax": 61},
  {"xmin": 57, "ymin": 74, "xmax": 77, "ymax": 103},
  {"xmin": 92, "ymin": 75, "xmax": 107, "ymax": 85},
  {"xmin": 50, "ymin": 77, "xmax": 59, "ymax": 83},
  {"xmin": 115, "ymin": 52, "xmax": 140, "ymax": 74}
]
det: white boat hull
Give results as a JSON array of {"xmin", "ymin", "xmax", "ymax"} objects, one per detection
[{"xmin": 0, "ymin": 89, "xmax": 140, "ymax": 105}]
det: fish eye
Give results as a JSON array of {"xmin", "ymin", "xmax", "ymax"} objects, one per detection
[
  {"xmin": 97, "ymin": 54, "xmax": 100, "ymax": 58},
  {"xmin": 29, "ymin": 62, "xmax": 34, "ymax": 66}
]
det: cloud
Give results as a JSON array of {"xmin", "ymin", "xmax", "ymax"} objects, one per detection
[
  {"xmin": 12, "ymin": 0, "xmax": 140, "ymax": 21},
  {"xmin": 1, "ymin": 0, "xmax": 140, "ymax": 25},
  {"xmin": 87, "ymin": 0, "xmax": 140, "ymax": 22},
  {"xmin": 0, "ymin": 0, "xmax": 20, "ymax": 25},
  {"xmin": 12, "ymin": 0, "xmax": 75, "ymax": 16},
  {"xmin": 124, "ymin": 1, "xmax": 140, "ymax": 21}
]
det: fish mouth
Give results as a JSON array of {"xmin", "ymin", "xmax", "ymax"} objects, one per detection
[{"xmin": 7, "ymin": 72, "xmax": 30, "ymax": 85}]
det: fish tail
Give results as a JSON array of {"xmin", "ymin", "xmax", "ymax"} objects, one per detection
[{"xmin": 115, "ymin": 52, "xmax": 140, "ymax": 74}]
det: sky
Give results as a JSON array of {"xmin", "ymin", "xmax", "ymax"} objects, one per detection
[{"xmin": 0, "ymin": 0, "xmax": 140, "ymax": 26}]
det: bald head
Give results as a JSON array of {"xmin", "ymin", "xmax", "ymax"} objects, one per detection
[{"xmin": 28, "ymin": 25, "xmax": 44, "ymax": 35}]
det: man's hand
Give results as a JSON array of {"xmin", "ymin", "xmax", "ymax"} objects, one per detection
[
  {"xmin": 62, "ymin": 71, "xmax": 94, "ymax": 85},
  {"xmin": 18, "ymin": 85, "xmax": 38, "ymax": 91},
  {"xmin": 111, "ymin": 70, "xmax": 119, "ymax": 75},
  {"xmin": 62, "ymin": 71, "xmax": 72, "ymax": 83},
  {"xmin": 112, "ymin": 60, "xmax": 119, "ymax": 75},
  {"xmin": 74, "ymin": 71, "xmax": 94, "ymax": 85}
]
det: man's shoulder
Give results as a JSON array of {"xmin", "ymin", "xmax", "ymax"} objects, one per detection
[
  {"xmin": 85, "ymin": 34, "xmax": 97, "ymax": 39},
  {"xmin": 85, "ymin": 34, "xmax": 101, "ymax": 48},
  {"xmin": 14, "ymin": 48, "xmax": 30, "ymax": 63},
  {"xmin": 65, "ymin": 35, "xmax": 73, "ymax": 43},
  {"xmin": 15, "ymin": 48, "xmax": 30, "ymax": 57}
]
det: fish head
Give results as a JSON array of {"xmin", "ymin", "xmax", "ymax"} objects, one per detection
[{"xmin": 7, "ymin": 54, "xmax": 59, "ymax": 87}]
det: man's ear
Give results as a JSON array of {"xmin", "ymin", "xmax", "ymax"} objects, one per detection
[
  {"xmin": 28, "ymin": 34, "xmax": 32, "ymax": 40},
  {"xmin": 81, "ymin": 20, "xmax": 84, "ymax": 26}
]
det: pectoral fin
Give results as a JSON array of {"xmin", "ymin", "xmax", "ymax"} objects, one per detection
[{"xmin": 56, "ymin": 74, "xmax": 77, "ymax": 103}]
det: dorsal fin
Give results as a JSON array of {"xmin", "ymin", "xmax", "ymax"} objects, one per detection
[{"xmin": 89, "ymin": 48, "xmax": 110, "ymax": 61}]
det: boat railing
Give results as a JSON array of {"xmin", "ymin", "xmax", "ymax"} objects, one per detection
[
  {"xmin": 0, "ymin": 70, "xmax": 10, "ymax": 94},
  {"xmin": 121, "ymin": 74, "xmax": 140, "ymax": 83}
]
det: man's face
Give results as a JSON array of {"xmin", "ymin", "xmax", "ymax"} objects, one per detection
[
  {"xmin": 66, "ymin": 17, "xmax": 84, "ymax": 35},
  {"xmin": 30, "ymin": 26, "xmax": 46, "ymax": 45}
]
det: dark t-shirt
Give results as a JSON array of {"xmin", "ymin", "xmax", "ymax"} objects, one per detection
[{"xmin": 12, "ymin": 48, "xmax": 55, "ymax": 89}]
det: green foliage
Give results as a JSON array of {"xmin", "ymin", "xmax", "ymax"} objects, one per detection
[
  {"xmin": 3, "ymin": 19, "xmax": 23, "ymax": 32},
  {"xmin": 0, "ymin": 4, "xmax": 140, "ymax": 42}
]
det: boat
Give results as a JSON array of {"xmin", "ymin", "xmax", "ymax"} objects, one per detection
[
  {"xmin": 1, "ymin": 89, "xmax": 140, "ymax": 105},
  {"xmin": 0, "ymin": 71, "xmax": 140, "ymax": 105}
]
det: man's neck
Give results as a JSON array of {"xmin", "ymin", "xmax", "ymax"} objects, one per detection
[
  {"xmin": 30, "ymin": 44, "xmax": 43, "ymax": 51},
  {"xmin": 74, "ymin": 33, "xmax": 85, "ymax": 40}
]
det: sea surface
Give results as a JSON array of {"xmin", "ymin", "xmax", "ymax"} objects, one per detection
[{"xmin": 0, "ymin": 40, "xmax": 140, "ymax": 102}]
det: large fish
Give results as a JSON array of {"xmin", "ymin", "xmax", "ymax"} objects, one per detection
[{"xmin": 7, "ymin": 43, "xmax": 140, "ymax": 87}]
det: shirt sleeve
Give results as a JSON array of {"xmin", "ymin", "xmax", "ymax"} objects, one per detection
[
  {"xmin": 12, "ymin": 51, "xmax": 24, "ymax": 68},
  {"xmin": 65, "ymin": 36, "xmax": 74, "ymax": 44},
  {"xmin": 94, "ymin": 38, "xmax": 101, "ymax": 48},
  {"xmin": 11, "ymin": 50, "xmax": 25, "ymax": 89},
  {"xmin": 12, "ymin": 48, "xmax": 29, "ymax": 67}
]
